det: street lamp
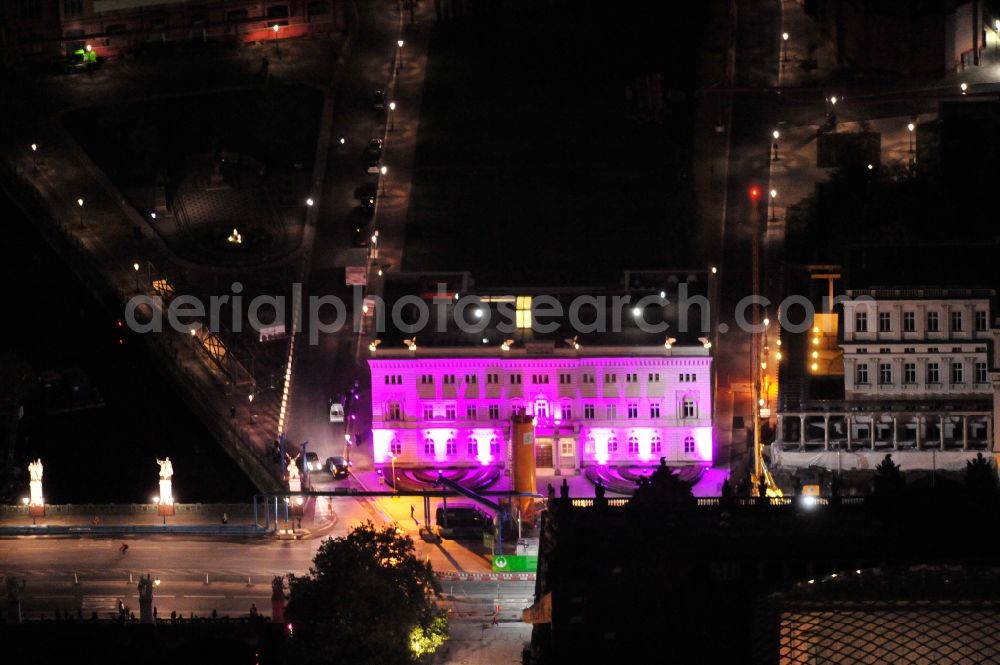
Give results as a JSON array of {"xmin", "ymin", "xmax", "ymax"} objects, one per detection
[
  {"xmin": 133, "ymin": 262, "xmax": 141, "ymax": 291},
  {"xmin": 272, "ymin": 24, "xmax": 280, "ymax": 57},
  {"xmin": 77, "ymin": 198, "xmax": 84, "ymax": 227},
  {"xmin": 30, "ymin": 143, "xmax": 37, "ymax": 170},
  {"xmin": 907, "ymin": 121, "xmax": 915, "ymax": 159},
  {"xmin": 769, "ymin": 189, "xmax": 777, "ymax": 221},
  {"xmin": 960, "ymin": 82, "xmax": 968, "ymax": 95},
  {"xmin": 306, "ymin": 197, "xmax": 314, "ymax": 207},
  {"xmin": 397, "ymin": 39, "xmax": 404, "ymax": 70},
  {"xmin": 380, "ymin": 165, "xmax": 388, "ymax": 195},
  {"xmin": 771, "ymin": 129, "xmax": 780, "ymax": 161},
  {"xmin": 388, "ymin": 101, "xmax": 396, "ymax": 131},
  {"xmin": 781, "ymin": 32, "xmax": 789, "ymax": 62}
]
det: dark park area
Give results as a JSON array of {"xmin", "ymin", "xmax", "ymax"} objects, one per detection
[{"xmin": 404, "ymin": 2, "xmax": 709, "ymax": 286}]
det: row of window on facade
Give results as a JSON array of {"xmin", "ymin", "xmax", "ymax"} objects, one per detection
[
  {"xmin": 389, "ymin": 371, "xmax": 697, "ymax": 386},
  {"xmin": 854, "ymin": 361, "xmax": 989, "ymax": 385},
  {"xmin": 384, "ymin": 434, "xmax": 698, "ymax": 457},
  {"xmin": 382, "ymin": 398, "xmax": 698, "ymax": 421},
  {"xmin": 854, "ymin": 309, "xmax": 988, "ymax": 334}
]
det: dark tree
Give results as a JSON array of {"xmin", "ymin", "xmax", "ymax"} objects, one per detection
[
  {"xmin": 965, "ymin": 452, "xmax": 998, "ymax": 498},
  {"xmin": 873, "ymin": 454, "xmax": 906, "ymax": 497},
  {"xmin": 631, "ymin": 459, "xmax": 696, "ymax": 510},
  {"xmin": 285, "ymin": 522, "xmax": 447, "ymax": 665}
]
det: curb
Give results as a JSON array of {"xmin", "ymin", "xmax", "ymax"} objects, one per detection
[{"xmin": 436, "ymin": 571, "xmax": 536, "ymax": 582}]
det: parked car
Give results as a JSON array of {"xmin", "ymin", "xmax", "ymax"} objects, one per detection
[
  {"xmin": 436, "ymin": 504, "xmax": 490, "ymax": 539},
  {"xmin": 329, "ymin": 403, "xmax": 345, "ymax": 422},
  {"xmin": 372, "ymin": 90, "xmax": 386, "ymax": 111},
  {"xmin": 326, "ymin": 456, "xmax": 351, "ymax": 479},
  {"xmin": 364, "ymin": 138, "xmax": 383, "ymax": 166}
]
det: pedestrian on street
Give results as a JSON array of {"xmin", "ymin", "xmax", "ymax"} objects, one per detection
[
  {"xmin": 222, "ymin": 512, "xmax": 228, "ymax": 525},
  {"xmin": 410, "ymin": 504, "xmax": 415, "ymax": 520},
  {"xmin": 119, "ymin": 542, "xmax": 129, "ymax": 555},
  {"xmin": 250, "ymin": 602, "xmax": 258, "ymax": 618}
]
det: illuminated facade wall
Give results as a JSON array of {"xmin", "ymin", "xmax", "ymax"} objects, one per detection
[{"xmin": 369, "ymin": 349, "xmax": 713, "ymax": 468}]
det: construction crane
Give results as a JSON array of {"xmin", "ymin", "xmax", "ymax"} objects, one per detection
[{"xmin": 748, "ymin": 186, "xmax": 783, "ymax": 499}]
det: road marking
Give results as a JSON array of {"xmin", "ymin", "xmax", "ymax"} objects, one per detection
[
  {"xmin": 183, "ymin": 595, "xmax": 225, "ymax": 598},
  {"xmin": 233, "ymin": 595, "xmax": 271, "ymax": 599}
]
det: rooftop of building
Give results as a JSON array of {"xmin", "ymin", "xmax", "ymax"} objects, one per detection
[{"xmin": 368, "ymin": 270, "xmax": 714, "ymax": 357}]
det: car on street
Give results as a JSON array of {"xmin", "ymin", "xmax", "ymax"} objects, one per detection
[
  {"xmin": 326, "ymin": 456, "xmax": 351, "ymax": 479},
  {"xmin": 354, "ymin": 182, "xmax": 378, "ymax": 209},
  {"xmin": 303, "ymin": 452, "xmax": 322, "ymax": 472},
  {"xmin": 372, "ymin": 90, "xmax": 386, "ymax": 111},
  {"xmin": 329, "ymin": 402, "xmax": 345, "ymax": 422},
  {"xmin": 364, "ymin": 138, "xmax": 383, "ymax": 166}
]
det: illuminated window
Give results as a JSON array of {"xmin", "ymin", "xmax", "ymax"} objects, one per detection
[
  {"xmin": 515, "ymin": 296, "xmax": 532, "ymax": 329},
  {"xmin": 682, "ymin": 398, "xmax": 696, "ymax": 419},
  {"xmin": 856, "ymin": 363, "xmax": 869, "ymax": 385},
  {"xmin": 927, "ymin": 311, "xmax": 939, "ymax": 332},
  {"xmin": 976, "ymin": 362, "xmax": 987, "ymax": 383},
  {"xmin": 855, "ymin": 311, "xmax": 868, "ymax": 333},
  {"xmin": 649, "ymin": 402, "xmax": 661, "ymax": 418},
  {"xmin": 446, "ymin": 438, "xmax": 457, "ymax": 455},
  {"xmin": 390, "ymin": 439, "xmax": 402, "ymax": 456},
  {"xmin": 903, "ymin": 311, "xmax": 915, "ymax": 332},
  {"xmin": 584, "ymin": 404, "xmax": 595, "ymax": 419},
  {"xmin": 951, "ymin": 362, "xmax": 964, "ymax": 384},
  {"xmin": 975, "ymin": 311, "xmax": 988, "ymax": 331},
  {"xmin": 683, "ymin": 435, "xmax": 696, "ymax": 454},
  {"xmin": 466, "ymin": 405, "xmax": 477, "ymax": 420},
  {"xmin": 560, "ymin": 440, "xmax": 574, "ymax": 456},
  {"xmin": 627, "ymin": 436, "xmax": 639, "ymax": 454},
  {"xmin": 927, "ymin": 362, "xmax": 940, "ymax": 384},
  {"xmin": 490, "ymin": 438, "xmax": 501, "ymax": 455},
  {"xmin": 535, "ymin": 400, "xmax": 549, "ymax": 419},
  {"xmin": 488, "ymin": 404, "xmax": 500, "ymax": 419},
  {"xmin": 386, "ymin": 402, "xmax": 402, "ymax": 420},
  {"xmin": 423, "ymin": 439, "xmax": 435, "ymax": 456},
  {"xmin": 627, "ymin": 403, "xmax": 638, "ymax": 419},
  {"xmin": 650, "ymin": 435, "xmax": 662, "ymax": 454},
  {"xmin": 467, "ymin": 438, "xmax": 478, "ymax": 456},
  {"xmin": 608, "ymin": 436, "xmax": 619, "ymax": 453}
]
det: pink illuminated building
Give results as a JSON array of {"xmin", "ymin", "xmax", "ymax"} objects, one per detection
[{"xmin": 368, "ymin": 342, "xmax": 713, "ymax": 470}]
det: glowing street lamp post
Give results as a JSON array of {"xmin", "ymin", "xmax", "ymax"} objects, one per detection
[
  {"xmin": 771, "ymin": 129, "xmax": 780, "ymax": 161},
  {"xmin": 77, "ymin": 198, "xmax": 84, "ymax": 228},
  {"xmin": 397, "ymin": 39, "xmax": 404, "ymax": 71},
  {"xmin": 272, "ymin": 24, "xmax": 280, "ymax": 57},
  {"xmin": 749, "ymin": 185, "xmax": 765, "ymax": 497},
  {"xmin": 781, "ymin": 32, "xmax": 789, "ymax": 63},
  {"xmin": 30, "ymin": 143, "xmax": 37, "ymax": 170},
  {"xmin": 380, "ymin": 165, "xmax": 388, "ymax": 195},
  {"xmin": 389, "ymin": 101, "xmax": 396, "ymax": 131}
]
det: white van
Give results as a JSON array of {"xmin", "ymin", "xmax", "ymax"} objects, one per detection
[{"xmin": 329, "ymin": 403, "xmax": 345, "ymax": 423}]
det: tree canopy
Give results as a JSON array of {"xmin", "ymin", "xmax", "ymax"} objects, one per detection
[{"xmin": 285, "ymin": 522, "xmax": 447, "ymax": 665}]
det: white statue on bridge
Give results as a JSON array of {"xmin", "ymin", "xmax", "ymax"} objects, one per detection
[
  {"xmin": 27, "ymin": 458, "xmax": 44, "ymax": 507},
  {"xmin": 286, "ymin": 453, "xmax": 300, "ymax": 481},
  {"xmin": 156, "ymin": 457, "xmax": 174, "ymax": 480},
  {"xmin": 156, "ymin": 457, "xmax": 174, "ymax": 506}
]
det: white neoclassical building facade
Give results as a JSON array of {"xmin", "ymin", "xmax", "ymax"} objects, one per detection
[{"xmin": 774, "ymin": 289, "xmax": 1000, "ymax": 471}]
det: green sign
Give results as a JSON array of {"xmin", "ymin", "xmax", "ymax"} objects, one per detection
[{"xmin": 491, "ymin": 554, "xmax": 537, "ymax": 573}]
